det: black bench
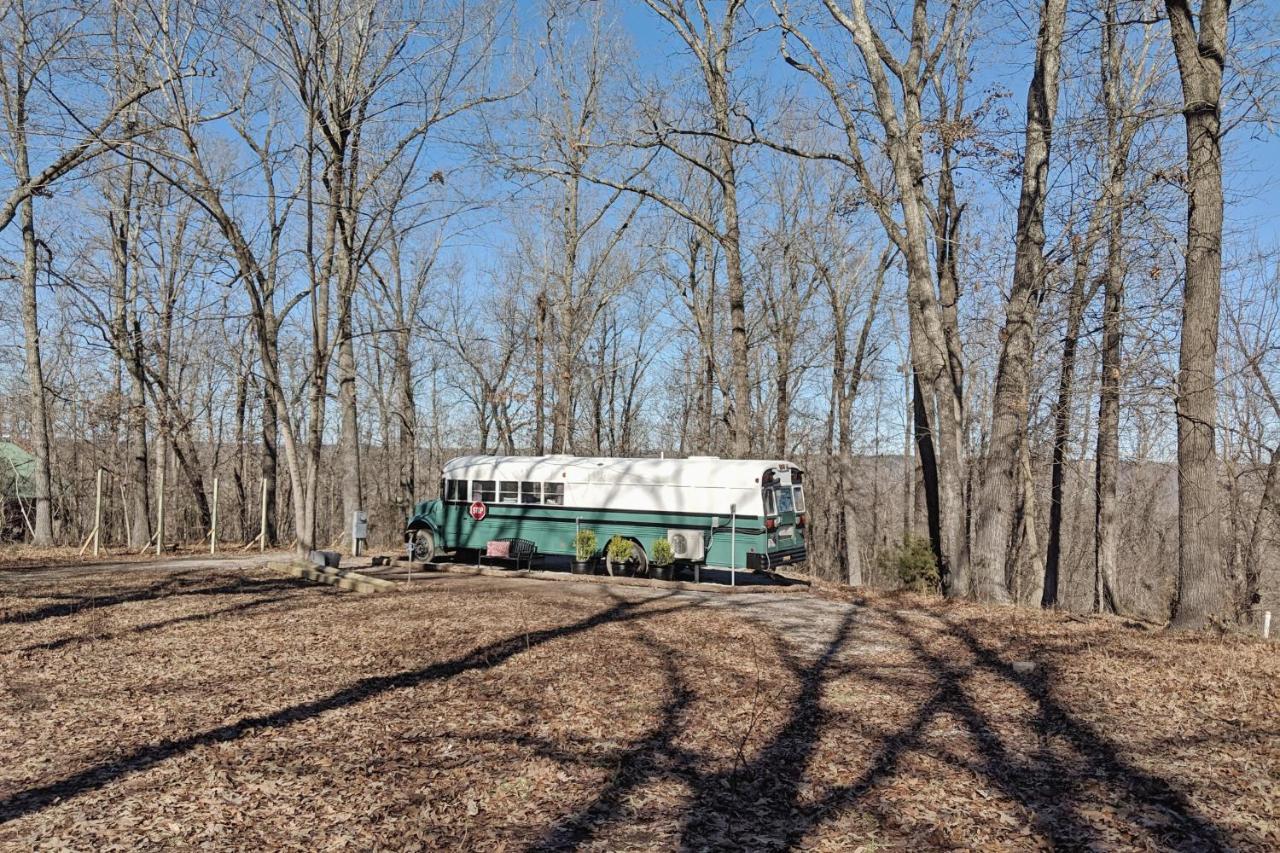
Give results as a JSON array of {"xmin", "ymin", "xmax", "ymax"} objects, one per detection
[
  {"xmin": 486, "ymin": 538, "xmax": 537, "ymax": 571},
  {"xmin": 509, "ymin": 538, "xmax": 537, "ymax": 571}
]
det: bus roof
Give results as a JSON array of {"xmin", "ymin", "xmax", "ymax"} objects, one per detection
[{"xmin": 441, "ymin": 455, "xmax": 801, "ymax": 490}]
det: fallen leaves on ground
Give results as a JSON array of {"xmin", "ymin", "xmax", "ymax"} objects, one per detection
[{"xmin": 0, "ymin": 565, "xmax": 1275, "ymax": 851}]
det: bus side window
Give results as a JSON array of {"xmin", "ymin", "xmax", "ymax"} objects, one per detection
[
  {"xmin": 520, "ymin": 482, "xmax": 541, "ymax": 504},
  {"xmin": 544, "ymin": 482, "xmax": 564, "ymax": 506},
  {"xmin": 445, "ymin": 479, "xmax": 466, "ymax": 502},
  {"xmin": 793, "ymin": 485, "xmax": 806, "ymax": 513},
  {"xmin": 499, "ymin": 481, "xmax": 519, "ymax": 503},
  {"xmin": 763, "ymin": 489, "xmax": 777, "ymax": 516},
  {"xmin": 472, "ymin": 480, "xmax": 496, "ymax": 503}
]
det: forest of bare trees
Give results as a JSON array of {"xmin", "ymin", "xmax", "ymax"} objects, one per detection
[{"xmin": 2, "ymin": 0, "xmax": 1278, "ymax": 631}]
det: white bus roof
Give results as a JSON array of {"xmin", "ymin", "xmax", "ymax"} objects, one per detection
[{"xmin": 441, "ymin": 455, "xmax": 801, "ymax": 490}]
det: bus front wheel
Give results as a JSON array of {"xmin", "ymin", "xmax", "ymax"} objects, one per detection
[{"xmin": 410, "ymin": 529, "xmax": 436, "ymax": 563}]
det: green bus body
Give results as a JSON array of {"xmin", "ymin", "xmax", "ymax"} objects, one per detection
[{"xmin": 405, "ymin": 456, "xmax": 807, "ymax": 571}]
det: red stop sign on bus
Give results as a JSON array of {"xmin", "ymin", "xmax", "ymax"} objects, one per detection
[{"xmin": 469, "ymin": 500, "xmax": 487, "ymax": 521}]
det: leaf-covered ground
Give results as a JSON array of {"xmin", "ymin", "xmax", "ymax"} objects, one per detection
[{"xmin": 0, "ymin": 562, "xmax": 1275, "ymax": 850}]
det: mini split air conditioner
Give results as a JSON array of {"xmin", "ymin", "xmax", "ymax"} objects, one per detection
[{"xmin": 667, "ymin": 529, "xmax": 705, "ymax": 560}]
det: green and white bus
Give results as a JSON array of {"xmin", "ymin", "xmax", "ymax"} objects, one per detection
[{"xmin": 405, "ymin": 455, "xmax": 807, "ymax": 576}]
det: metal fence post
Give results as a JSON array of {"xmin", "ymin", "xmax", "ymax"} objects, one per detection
[
  {"xmin": 155, "ymin": 463, "xmax": 165, "ymax": 556},
  {"xmin": 92, "ymin": 468, "xmax": 103, "ymax": 557},
  {"xmin": 258, "ymin": 477, "xmax": 268, "ymax": 552},
  {"xmin": 209, "ymin": 477, "xmax": 219, "ymax": 554}
]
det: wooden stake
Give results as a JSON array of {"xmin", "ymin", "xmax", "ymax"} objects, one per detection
[
  {"xmin": 93, "ymin": 468, "xmax": 103, "ymax": 557},
  {"xmin": 209, "ymin": 476, "xmax": 219, "ymax": 554},
  {"xmin": 259, "ymin": 476, "xmax": 267, "ymax": 553},
  {"xmin": 1265, "ymin": 611, "xmax": 1272, "ymax": 641},
  {"xmin": 155, "ymin": 463, "xmax": 165, "ymax": 556}
]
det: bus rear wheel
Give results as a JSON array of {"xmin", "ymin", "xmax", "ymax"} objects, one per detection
[
  {"xmin": 606, "ymin": 540, "xmax": 648, "ymax": 578},
  {"xmin": 410, "ymin": 529, "xmax": 436, "ymax": 563}
]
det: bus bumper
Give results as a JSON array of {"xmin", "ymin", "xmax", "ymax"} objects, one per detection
[{"xmin": 747, "ymin": 545, "xmax": 807, "ymax": 571}]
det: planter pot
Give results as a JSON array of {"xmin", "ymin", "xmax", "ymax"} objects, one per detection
[
  {"xmin": 572, "ymin": 559, "xmax": 591, "ymax": 575},
  {"xmin": 652, "ymin": 563, "xmax": 674, "ymax": 582}
]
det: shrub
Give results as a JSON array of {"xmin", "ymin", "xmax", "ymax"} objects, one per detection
[
  {"xmin": 574, "ymin": 529, "xmax": 597, "ymax": 562},
  {"xmin": 651, "ymin": 538, "xmax": 674, "ymax": 566},
  {"xmin": 877, "ymin": 535, "xmax": 940, "ymax": 594},
  {"xmin": 605, "ymin": 534, "xmax": 634, "ymax": 565}
]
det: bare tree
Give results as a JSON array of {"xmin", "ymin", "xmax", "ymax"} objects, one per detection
[
  {"xmin": 971, "ymin": 0, "xmax": 1067, "ymax": 604},
  {"xmin": 1166, "ymin": 0, "xmax": 1231, "ymax": 629},
  {"xmin": 638, "ymin": 1, "xmax": 753, "ymax": 455},
  {"xmin": 773, "ymin": 0, "xmax": 971, "ymax": 595}
]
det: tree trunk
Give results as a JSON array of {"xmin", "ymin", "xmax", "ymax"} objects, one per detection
[
  {"xmin": 18, "ymin": 192, "xmax": 54, "ymax": 544},
  {"xmin": 534, "ymin": 291, "xmax": 547, "ymax": 454},
  {"xmin": 125, "ymin": 364, "xmax": 151, "ymax": 548},
  {"xmin": 13, "ymin": 56, "xmax": 55, "ymax": 545},
  {"xmin": 1094, "ymin": 196, "xmax": 1124, "ymax": 616},
  {"xmin": 395, "ymin": 327, "xmax": 417, "ymax": 511},
  {"xmin": 717, "ymin": 121, "xmax": 751, "ymax": 458},
  {"xmin": 233, "ymin": 368, "xmax": 249, "ymax": 541},
  {"xmin": 972, "ymin": 0, "xmax": 1066, "ymax": 604},
  {"xmin": 552, "ymin": 174, "xmax": 582, "ymax": 455},
  {"xmin": 261, "ymin": 376, "xmax": 278, "ymax": 545},
  {"xmin": 108, "ymin": 154, "xmax": 153, "ymax": 550},
  {"xmin": 775, "ymin": 342, "xmax": 790, "ymax": 458},
  {"xmin": 1166, "ymin": 0, "xmax": 1230, "ymax": 629},
  {"xmin": 1094, "ymin": 0, "xmax": 1137, "ymax": 617},
  {"xmin": 1043, "ymin": 233, "xmax": 1093, "ymax": 607},
  {"xmin": 337, "ymin": 313, "xmax": 362, "ymax": 548},
  {"xmin": 828, "ymin": 274, "xmax": 850, "ymax": 579},
  {"xmin": 1242, "ymin": 448, "xmax": 1277, "ymax": 617}
]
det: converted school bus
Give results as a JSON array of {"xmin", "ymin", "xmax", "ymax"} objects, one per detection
[{"xmin": 405, "ymin": 455, "xmax": 808, "ymax": 577}]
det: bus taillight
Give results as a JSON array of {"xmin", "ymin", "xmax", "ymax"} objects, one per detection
[
  {"xmin": 765, "ymin": 517, "xmax": 777, "ymax": 531},
  {"xmin": 797, "ymin": 514, "xmax": 806, "ymax": 528}
]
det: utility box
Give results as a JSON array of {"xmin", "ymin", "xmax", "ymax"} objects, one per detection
[{"xmin": 352, "ymin": 510, "xmax": 368, "ymax": 556}]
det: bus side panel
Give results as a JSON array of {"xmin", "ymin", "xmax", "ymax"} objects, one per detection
[{"xmin": 439, "ymin": 503, "xmax": 759, "ymax": 562}]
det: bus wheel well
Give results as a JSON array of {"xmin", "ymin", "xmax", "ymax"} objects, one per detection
[{"xmin": 605, "ymin": 536, "xmax": 649, "ymax": 577}]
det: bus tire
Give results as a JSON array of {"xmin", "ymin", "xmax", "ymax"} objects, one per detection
[{"xmin": 411, "ymin": 529, "xmax": 436, "ymax": 563}]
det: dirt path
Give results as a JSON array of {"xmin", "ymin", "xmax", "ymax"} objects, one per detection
[
  {"xmin": 361, "ymin": 562, "xmax": 924, "ymax": 662},
  {"xmin": 1, "ymin": 553, "xmax": 925, "ymax": 662}
]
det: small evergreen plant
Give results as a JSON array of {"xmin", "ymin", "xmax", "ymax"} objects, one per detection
[
  {"xmin": 606, "ymin": 534, "xmax": 634, "ymax": 564},
  {"xmin": 877, "ymin": 535, "xmax": 940, "ymax": 594},
  {"xmin": 574, "ymin": 529, "xmax": 597, "ymax": 562},
  {"xmin": 651, "ymin": 538, "xmax": 674, "ymax": 566}
]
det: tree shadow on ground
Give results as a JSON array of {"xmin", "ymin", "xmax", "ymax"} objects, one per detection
[
  {"xmin": 0, "ymin": 583, "xmax": 1252, "ymax": 849},
  {"xmin": 7, "ymin": 591, "xmax": 307, "ymax": 653},
  {"xmin": 0, "ymin": 573, "xmax": 310, "ymax": 626},
  {"xmin": 526, "ymin": 602, "xmax": 1247, "ymax": 852},
  {"xmin": 0, "ymin": 592, "xmax": 695, "ymax": 825}
]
